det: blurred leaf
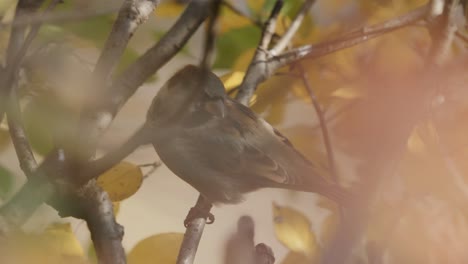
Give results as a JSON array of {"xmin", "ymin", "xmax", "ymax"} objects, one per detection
[
  {"xmin": 42, "ymin": 223, "xmax": 84, "ymax": 257},
  {"xmin": 219, "ymin": 6, "xmax": 252, "ymax": 34},
  {"xmin": 371, "ymin": 34, "xmax": 425, "ymax": 77},
  {"xmin": 60, "ymin": 15, "xmax": 114, "ymax": 47},
  {"xmin": 22, "ymin": 100, "xmax": 55, "ymax": 155},
  {"xmin": 116, "ymin": 48, "xmax": 140, "ymax": 74},
  {"xmin": 272, "ymin": 202, "xmax": 318, "ymax": 258},
  {"xmin": 331, "ymin": 86, "xmax": 364, "ymax": 99},
  {"xmin": 407, "ymin": 126, "xmax": 426, "ymax": 154},
  {"xmin": 113, "ymin": 202, "xmax": 121, "ymax": 216},
  {"xmin": 0, "ymin": 223, "xmax": 87, "ymax": 264},
  {"xmin": 23, "ymin": 96, "xmax": 77, "ymax": 155},
  {"xmin": 214, "ymin": 25, "xmax": 260, "ymax": 69},
  {"xmin": 279, "ymin": 125, "xmax": 327, "ymax": 169},
  {"xmin": 97, "ymin": 161, "xmax": 143, "ymax": 202},
  {"xmin": 263, "ymin": 0, "xmax": 303, "ymax": 19},
  {"xmin": 316, "ymin": 199, "xmax": 340, "ymax": 247},
  {"xmin": 280, "ymin": 251, "xmax": 312, "ymax": 264},
  {"xmin": 154, "ymin": 2, "xmax": 185, "ymax": 17},
  {"xmin": 247, "ymin": 0, "xmax": 266, "ymax": 16},
  {"xmin": 232, "ymin": 48, "xmax": 256, "ymax": 71},
  {"xmin": 220, "ymin": 71, "xmax": 245, "ymax": 93},
  {"xmin": 0, "ymin": 165, "xmax": 14, "ymax": 199},
  {"xmin": 0, "ymin": 128, "xmax": 11, "ymax": 153},
  {"xmin": 87, "ymin": 243, "xmax": 97, "ymax": 264},
  {"xmin": 127, "ymin": 233, "xmax": 184, "ymax": 264},
  {"xmin": 0, "ymin": 0, "xmax": 15, "ymax": 15}
]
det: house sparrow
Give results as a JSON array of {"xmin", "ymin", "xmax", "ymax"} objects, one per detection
[{"xmin": 146, "ymin": 65, "xmax": 352, "ymax": 205}]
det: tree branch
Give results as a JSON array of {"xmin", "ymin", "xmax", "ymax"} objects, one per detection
[
  {"xmin": 0, "ymin": 0, "xmax": 161, "ymax": 235},
  {"xmin": 235, "ymin": 0, "xmax": 284, "ymax": 105},
  {"xmin": 0, "ymin": 6, "xmax": 120, "ymax": 29},
  {"xmin": 235, "ymin": 3, "xmax": 428, "ymax": 106},
  {"xmin": 78, "ymin": 0, "xmax": 211, "ymax": 161},
  {"xmin": 93, "ymin": 0, "xmax": 160, "ymax": 81},
  {"xmin": 0, "ymin": 0, "xmax": 46, "ymax": 123},
  {"xmin": 5, "ymin": 0, "xmax": 62, "ymax": 177},
  {"xmin": 297, "ymin": 66, "xmax": 337, "ymax": 183},
  {"xmin": 427, "ymin": 0, "xmax": 459, "ymax": 65},
  {"xmin": 177, "ymin": 196, "xmax": 212, "ymax": 264},
  {"xmin": 270, "ymin": 0, "xmax": 316, "ymax": 55},
  {"xmin": 6, "ymin": 88, "xmax": 37, "ymax": 176},
  {"xmin": 274, "ymin": 4, "xmax": 428, "ymax": 66},
  {"xmin": 0, "ymin": 150, "xmax": 65, "ymax": 234},
  {"xmin": 73, "ymin": 0, "xmax": 159, "ymax": 162},
  {"xmin": 77, "ymin": 182, "xmax": 125, "ymax": 264}
]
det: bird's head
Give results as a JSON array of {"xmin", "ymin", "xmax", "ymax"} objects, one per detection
[{"xmin": 147, "ymin": 65, "xmax": 226, "ymax": 125}]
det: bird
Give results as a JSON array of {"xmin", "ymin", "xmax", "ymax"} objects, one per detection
[{"xmin": 145, "ymin": 64, "xmax": 353, "ymax": 205}]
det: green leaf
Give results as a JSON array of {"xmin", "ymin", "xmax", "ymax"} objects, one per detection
[
  {"xmin": 61, "ymin": 15, "xmax": 114, "ymax": 47},
  {"xmin": 262, "ymin": 0, "xmax": 303, "ymax": 19},
  {"xmin": 214, "ymin": 25, "xmax": 260, "ymax": 69},
  {"xmin": 0, "ymin": 165, "xmax": 15, "ymax": 199}
]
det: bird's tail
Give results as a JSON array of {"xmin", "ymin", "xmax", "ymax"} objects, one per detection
[{"xmin": 284, "ymin": 177, "xmax": 359, "ymax": 207}]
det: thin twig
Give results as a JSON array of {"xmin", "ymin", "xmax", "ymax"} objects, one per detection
[
  {"xmin": 273, "ymin": 4, "xmax": 428, "ymax": 66},
  {"xmin": 141, "ymin": 161, "xmax": 162, "ymax": 179},
  {"xmin": 177, "ymin": 196, "xmax": 212, "ymax": 264},
  {"xmin": 93, "ymin": 0, "xmax": 160, "ymax": 81},
  {"xmin": 6, "ymin": 88, "xmax": 37, "ymax": 176},
  {"xmin": 201, "ymin": 0, "xmax": 222, "ymax": 69},
  {"xmin": 270, "ymin": 0, "xmax": 316, "ymax": 55},
  {"xmin": 0, "ymin": 6, "xmax": 120, "ymax": 29},
  {"xmin": 0, "ymin": 0, "xmax": 46, "ymax": 123},
  {"xmin": 235, "ymin": 0, "xmax": 284, "ymax": 105},
  {"xmin": 74, "ymin": 0, "xmax": 160, "ymax": 163},
  {"xmin": 298, "ymin": 66, "xmax": 337, "ymax": 182},
  {"xmin": 221, "ymin": 0, "xmax": 281, "ymax": 42},
  {"xmin": 82, "ymin": 0, "xmax": 211, "ymax": 154},
  {"xmin": 5, "ymin": 0, "xmax": 62, "ymax": 177}
]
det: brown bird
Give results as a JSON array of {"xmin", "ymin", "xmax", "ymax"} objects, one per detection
[{"xmin": 145, "ymin": 65, "xmax": 352, "ymax": 205}]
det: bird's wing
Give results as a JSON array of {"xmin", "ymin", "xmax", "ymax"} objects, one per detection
[{"xmin": 181, "ymin": 97, "xmax": 304, "ymax": 187}]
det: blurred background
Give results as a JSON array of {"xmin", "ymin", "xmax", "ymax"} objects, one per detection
[{"xmin": 1, "ymin": 0, "xmax": 468, "ymax": 263}]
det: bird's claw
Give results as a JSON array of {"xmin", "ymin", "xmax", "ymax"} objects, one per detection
[{"xmin": 184, "ymin": 206, "xmax": 215, "ymax": 228}]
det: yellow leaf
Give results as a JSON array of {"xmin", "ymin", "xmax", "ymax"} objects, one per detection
[
  {"xmin": 280, "ymin": 251, "xmax": 312, "ymax": 264},
  {"xmin": 97, "ymin": 161, "xmax": 143, "ymax": 202},
  {"xmin": 0, "ymin": 223, "xmax": 87, "ymax": 264},
  {"xmin": 247, "ymin": 0, "xmax": 266, "ymax": 14},
  {"xmin": 316, "ymin": 199, "xmax": 340, "ymax": 247},
  {"xmin": 219, "ymin": 6, "xmax": 252, "ymax": 34},
  {"xmin": 220, "ymin": 71, "xmax": 245, "ymax": 93},
  {"xmin": 113, "ymin": 202, "xmax": 121, "ymax": 216},
  {"xmin": 407, "ymin": 127, "xmax": 426, "ymax": 154},
  {"xmin": 127, "ymin": 233, "xmax": 184, "ymax": 264},
  {"xmin": 42, "ymin": 223, "xmax": 84, "ymax": 257},
  {"xmin": 233, "ymin": 48, "xmax": 256, "ymax": 71},
  {"xmin": 154, "ymin": 2, "xmax": 185, "ymax": 17},
  {"xmin": 372, "ymin": 33, "xmax": 425, "ymax": 76},
  {"xmin": 0, "ymin": 128, "xmax": 10, "ymax": 153},
  {"xmin": 0, "ymin": 0, "xmax": 14, "ymax": 15},
  {"xmin": 331, "ymin": 86, "xmax": 364, "ymax": 99},
  {"xmin": 273, "ymin": 202, "xmax": 318, "ymax": 257}
]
